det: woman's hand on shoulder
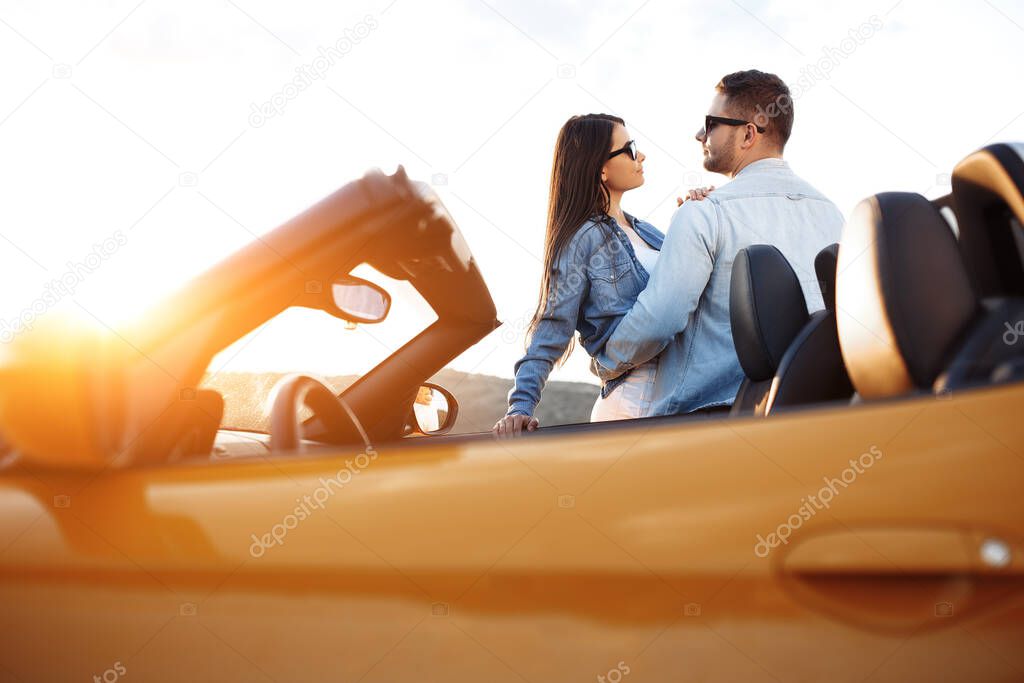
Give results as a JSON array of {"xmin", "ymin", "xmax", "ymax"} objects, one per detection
[
  {"xmin": 676, "ymin": 186, "xmax": 715, "ymax": 206},
  {"xmin": 493, "ymin": 413, "xmax": 540, "ymax": 439}
]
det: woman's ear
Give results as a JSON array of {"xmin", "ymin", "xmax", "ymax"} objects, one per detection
[{"xmin": 601, "ymin": 162, "xmax": 608, "ymax": 182}]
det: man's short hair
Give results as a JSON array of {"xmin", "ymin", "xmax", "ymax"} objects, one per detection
[{"xmin": 715, "ymin": 70, "xmax": 794, "ymax": 148}]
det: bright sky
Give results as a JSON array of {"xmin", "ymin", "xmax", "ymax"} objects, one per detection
[{"xmin": 1, "ymin": 0, "xmax": 1023, "ymax": 386}]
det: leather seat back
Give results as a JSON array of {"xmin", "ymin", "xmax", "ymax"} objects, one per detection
[
  {"xmin": 836, "ymin": 191, "xmax": 1024, "ymax": 397},
  {"xmin": 730, "ymin": 243, "xmax": 854, "ymax": 416},
  {"xmin": 729, "ymin": 245, "xmax": 809, "ymax": 415},
  {"xmin": 766, "ymin": 244, "xmax": 854, "ymax": 410},
  {"xmin": 952, "ymin": 142, "xmax": 1024, "ymax": 298}
]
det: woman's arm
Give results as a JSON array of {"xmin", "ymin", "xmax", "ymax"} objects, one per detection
[{"xmin": 503, "ymin": 235, "xmax": 591, "ymax": 419}]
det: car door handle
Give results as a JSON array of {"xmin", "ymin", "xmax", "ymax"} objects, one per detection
[
  {"xmin": 780, "ymin": 527, "xmax": 1024, "ymax": 633},
  {"xmin": 782, "ymin": 527, "xmax": 1023, "ymax": 576}
]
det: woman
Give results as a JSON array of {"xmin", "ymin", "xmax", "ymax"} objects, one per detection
[{"xmin": 493, "ymin": 113, "xmax": 666, "ymax": 438}]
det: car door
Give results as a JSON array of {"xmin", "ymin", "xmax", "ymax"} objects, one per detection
[{"xmin": 1, "ymin": 381, "xmax": 1022, "ymax": 682}]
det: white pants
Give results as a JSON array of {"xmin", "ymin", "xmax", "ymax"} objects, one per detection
[{"xmin": 590, "ymin": 360, "xmax": 657, "ymax": 422}]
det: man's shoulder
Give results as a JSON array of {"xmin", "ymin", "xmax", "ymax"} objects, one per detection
[
  {"xmin": 715, "ymin": 170, "xmax": 841, "ymax": 213},
  {"xmin": 669, "ymin": 195, "xmax": 719, "ymax": 230},
  {"xmin": 780, "ymin": 170, "xmax": 840, "ymax": 205}
]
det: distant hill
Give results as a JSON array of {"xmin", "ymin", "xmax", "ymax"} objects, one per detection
[
  {"xmin": 202, "ymin": 369, "xmax": 599, "ymax": 434},
  {"xmin": 427, "ymin": 368, "xmax": 600, "ymax": 432}
]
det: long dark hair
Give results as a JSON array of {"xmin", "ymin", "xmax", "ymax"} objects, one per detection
[{"xmin": 526, "ymin": 113, "xmax": 623, "ymax": 365}]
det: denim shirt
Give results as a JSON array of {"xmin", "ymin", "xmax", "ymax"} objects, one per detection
[
  {"xmin": 506, "ymin": 214, "xmax": 665, "ymax": 417},
  {"xmin": 592, "ymin": 158, "xmax": 845, "ymax": 415}
]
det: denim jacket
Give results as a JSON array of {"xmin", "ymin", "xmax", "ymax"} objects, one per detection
[
  {"xmin": 506, "ymin": 214, "xmax": 664, "ymax": 417},
  {"xmin": 592, "ymin": 158, "xmax": 845, "ymax": 415}
]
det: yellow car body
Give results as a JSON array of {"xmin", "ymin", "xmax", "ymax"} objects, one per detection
[{"xmin": 2, "ymin": 384, "xmax": 1023, "ymax": 681}]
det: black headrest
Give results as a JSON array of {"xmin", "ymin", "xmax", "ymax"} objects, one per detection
[
  {"xmin": 837, "ymin": 192, "xmax": 980, "ymax": 398},
  {"xmin": 730, "ymin": 245, "xmax": 810, "ymax": 382},
  {"xmin": 952, "ymin": 142, "xmax": 1024, "ymax": 297},
  {"xmin": 815, "ymin": 243, "xmax": 839, "ymax": 311}
]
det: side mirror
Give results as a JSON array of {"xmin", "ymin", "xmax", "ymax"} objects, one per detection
[
  {"xmin": 329, "ymin": 276, "xmax": 391, "ymax": 324},
  {"xmin": 411, "ymin": 383, "xmax": 458, "ymax": 435}
]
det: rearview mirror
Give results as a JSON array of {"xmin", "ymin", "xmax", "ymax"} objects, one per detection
[
  {"xmin": 330, "ymin": 276, "xmax": 391, "ymax": 324},
  {"xmin": 411, "ymin": 383, "xmax": 458, "ymax": 435}
]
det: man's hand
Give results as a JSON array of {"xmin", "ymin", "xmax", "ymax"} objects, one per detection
[
  {"xmin": 676, "ymin": 185, "xmax": 715, "ymax": 206},
  {"xmin": 493, "ymin": 413, "xmax": 539, "ymax": 439}
]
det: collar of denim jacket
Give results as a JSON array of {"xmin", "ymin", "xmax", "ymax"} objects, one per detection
[
  {"xmin": 622, "ymin": 212, "xmax": 665, "ymax": 250},
  {"xmin": 734, "ymin": 156, "xmax": 789, "ymax": 178}
]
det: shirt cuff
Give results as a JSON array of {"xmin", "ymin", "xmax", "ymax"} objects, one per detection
[
  {"xmin": 592, "ymin": 355, "xmax": 629, "ymax": 381},
  {"xmin": 506, "ymin": 402, "xmax": 534, "ymax": 417}
]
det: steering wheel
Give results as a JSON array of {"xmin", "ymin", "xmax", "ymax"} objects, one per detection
[{"xmin": 269, "ymin": 374, "xmax": 371, "ymax": 453}]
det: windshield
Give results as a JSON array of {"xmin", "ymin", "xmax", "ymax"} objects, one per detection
[{"xmin": 200, "ymin": 263, "xmax": 437, "ymax": 432}]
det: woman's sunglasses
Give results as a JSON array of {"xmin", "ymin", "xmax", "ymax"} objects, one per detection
[
  {"xmin": 700, "ymin": 115, "xmax": 766, "ymax": 138},
  {"xmin": 608, "ymin": 139, "xmax": 639, "ymax": 161}
]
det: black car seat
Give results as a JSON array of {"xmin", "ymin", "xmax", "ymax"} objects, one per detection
[
  {"xmin": 729, "ymin": 243, "xmax": 854, "ymax": 416},
  {"xmin": 766, "ymin": 244, "xmax": 855, "ymax": 410},
  {"xmin": 836, "ymin": 191, "xmax": 1024, "ymax": 399},
  {"xmin": 951, "ymin": 142, "xmax": 1024, "ymax": 299}
]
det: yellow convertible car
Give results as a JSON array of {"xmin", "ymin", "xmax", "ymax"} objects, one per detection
[{"xmin": 1, "ymin": 144, "xmax": 1023, "ymax": 682}]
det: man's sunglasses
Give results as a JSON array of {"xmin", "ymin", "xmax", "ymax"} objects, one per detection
[
  {"xmin": 700, "ymin": 115, "xmax": 766, "ymax": 137},
  {"xmin": 608, "ymin": 139, "xmax": 639, "ymax": 161}
]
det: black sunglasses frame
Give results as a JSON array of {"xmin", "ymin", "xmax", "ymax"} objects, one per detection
[
  {"xmin": 608, "ymin": 139, "xmax": 639, "ymax": 161},
  {"xmin": 701, "ymin": 115, "xmax": 767, "ymax": 137}
]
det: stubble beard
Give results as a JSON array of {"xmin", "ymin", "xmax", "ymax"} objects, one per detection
[{"xmin": 703, "ymin": 149, "xmax": 726, "ymax": 174}]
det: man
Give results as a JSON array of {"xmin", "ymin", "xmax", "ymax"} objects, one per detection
[{"xmin": 592, "ymin": 69, "xmax": 845, "ymax": 415}]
